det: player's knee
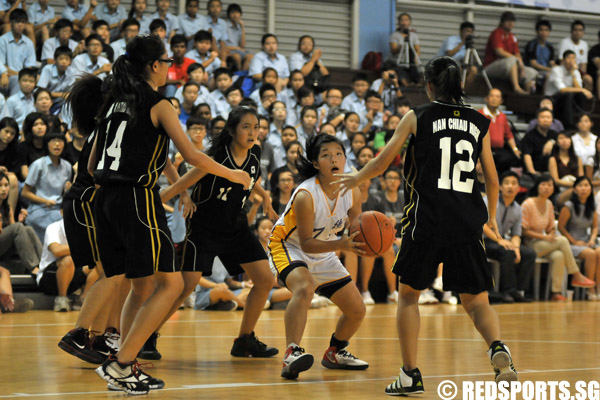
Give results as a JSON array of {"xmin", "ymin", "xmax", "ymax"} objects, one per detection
[
  {"xmin": 349, "ymin": 301, "xmax": 366, "ymax": 321},
  {"xmin": 294, "ymin": 283, "xmax": 315, "ymax": 303}
]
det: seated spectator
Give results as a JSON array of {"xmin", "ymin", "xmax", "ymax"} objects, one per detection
[
  {"xmin": 18, "ymin": 112, "xmax": 48, "ymax": 179},
  {"xmin": 205, "ymin": 0, "xmax": 229, "ymax": 68},
  {"xmin": 267, "ymin": 100, "xmax": 286, "ymax": 167},
  {"xmin": 346, "ymin": 132, "xmax": 366, "ymax": 171},
  {"xmin": 337, "ymin": 112, "xmax": 360, "ymax": 153},
  {"xmin": 71, "ymin": 33, "xmax": 111, "ymax": 80},
  {"xmin": 271, "ymin": 170, "xmax": 293, "ymax": 215},
  {"xmin": 558, "ymin": 176, "xmax": 600, "ymax": 300},
  {"xmin": 479, "ymin": 88, "xmax": 520, "ymax": 174},
  {"xmin": 524, "ymin": 20, "xmax": 555, "ymax": 88},
  {"xmin": 37, "ymin": 217, "xmax": 94, "ymax": 312},
  {"xmin": 0, "ymin": 9, "xmax": 36, "ymax": 96},
  {"xmin": 371, "ymin": 61, "xmax": 403, "ymax": 114},
  {"xmin": 0, "ymin": 117, "xmax": 21, "ymax": 209},
  {"xmin": 362, "ymin": 90, "xmax": 384, "ymax": 137},
  {"xmin": 223, "ymin": 85, "xmax": 242, "ymax": 119},
  {"xmin": 522, "ymin": 108, "xmax": 558, "ymax": 177},
  {"xmin": 373, "ymin": 114, "xmax": 401, "ymax": 151},
  {"xmin": 94, "ymin": 0, "xmax": 127, "ymax": 41},
  {"xmin": 572, "ymin": 113, "xmax": 597, "ymax": 177},
  {"xmin": 0, "ymin": 68, "xmax": 35, "ymax": 130},
  {"xmin": 317, "ymin": 87, "xmax": 344, "ymax": 128},
  {"xmin": 527, "ymin": 96, "xmax": 564, "ymax": 133},
  {"xmin": 177, "ymin": 0, "xmax": 206, "ymax": 45},
  {"xmin": 205, "ymin": 114, "xmax": 224, "ymax": 145},
  {"xmin": 185, "ymin": 30, "xmax": 221, "ymax": 85},
  {"xmin": 559, "ymin": 20, "xmax": 593, "ymax": 91},
  {"xmin": 256, "ymin": 115, "xmax": 275, "ymax": 189},
  {"xmin": 484, "ymin": 171, "xmax": 535, "ymax": 303},
  {"xmin": 295, "ymin": 105, "xmax": 317, "ymax": 148},
  {"xmin": 33, "ymin": 88, "xmax": 52, "ymax": 117},
  {"xmin": 38, "ymin": 46, "xmax": 75, "ymax": 113},
  {"xmin": 61, "ymin": 0, "xmax": 96, "ymax": 38},
  {"xmin": 588, "ymin": 30, "xmax": 600, "ymax": 97},
  {"xmin": 549, "ymin": 131, "xmax": 583, "ymax": 204},
  {"xmin": 249, "ymin": 33, "xmax": 289, "ymax": 91},
  {"xmin": 22, "ymin": 132, "xmax": 72, "ymax": 241},
  {"xmin": 285, "ymin": 85, "xmax": 313, "ymax": 127},
  {"xmin": 522, "ymin": 174, "xmax": 595, "ymax": 301},
  {"xmin": 128, "ymin": 0, "xmax": 151, "ymax": 35},
  {"xmin": 91, "ymin": 19, "xmax": 114, "ymax": 62},
  {"xmin": 483, "ymin": 11, "xmax": 536, "ymax": 94},
  {"xmin": 249, "ymin": 67, "xmax": 279, "ymax": 105},
  {"xmin": 544, "ymin": 50, "xmax": 593, "ymax": 129},
  {"xmin": 208, "ymin": 68, "xmax": 232, "ymax": 118},
  {"xmin": 270, "ymin": 138, "xmax": 302, "ymax": 189},
  {"xmin": 394, "ymin": 96, "xmax": 411, "ymax": 118},
  {"xmin": 148, "ymin": 0, "xmax": 179, "ymax": 39},
  {"xmin": 110, "ymin": 17, "xmax": 139, "ymax": 59},
  {"xmin": 289, "ymin": 35, "xmax": 329, "ymax": 95},
  {"xmin": 341, "ymin": 72, "xmax": 369, "ymax": 130},
  {"xmin": 0, "ymin": 266, "xmax": 33, "ymax": 314},
  {"xmin": 194, "ymin": 258, "xmax": 247, "ymax": 311},
  {"xmin": 388, "ymin": 12, "xmax": 420, "ymax": 86},
  {"xmin": 62, "ymin": 126, "xmax": 84, "ymax": 165},
  {"xmin": 280, "ymin": 69, "xmax": 303, "ymax": 117},
  {"xmin": 179, "ymin": 82, "xmax": 199, "ymax": 125},
  {"xmin": 437, "ymin": 21, "xmax": 478, "ymax": 88},
  {"xmin": 225, "ymin": 3, "xmax": 252, "ymax": 71},
  {"xmin": 41, "ymin": 18, "xmax": 79, "ymax": 64},
  {"xmin": 174, "ymin": 63, "xmax": 211, "ymax": 106}
]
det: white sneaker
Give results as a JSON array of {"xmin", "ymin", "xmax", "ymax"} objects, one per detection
[
  {"xmin": 54, "ymin": 296, "xmax": 71, "ymax": 312},
  {"xmin": 432, "ymin": 276, "xmax": 444, "ymax": 292},
  {"xmin": 442, "ymin": 291, "xmax": 458, "ymax": 305},
  {"xmin": 322, "ymin": 346, "xmax": 369, "ymax": 370},
  {"xmin": 183, "ymin": 292, "xmax": 195, "ymax": 308},
  {"xmin": 387, "ymin": 290, "xmax": 398, "ymax": 303},
  {"xmin": 104, "ymin": 330, "xmax": 121, "ymax": 353},
  {"xmin": 418, "ymin": 290, "xmax": 438, "ymax": 305},
  {"xmin": 361, "ymin": 291, "xmax": 375, "ymax": 305},
  {"xmin": 281, "ymin": 345, "xmax": 314, "ymax": 379}
]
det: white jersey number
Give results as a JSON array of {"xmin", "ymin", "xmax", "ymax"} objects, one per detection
[
  {"xmin": 97, "ymin": 120, "xmax": 127, "ymax": 171},
  {"xmin": 437, "ymin": 137, "xmax": 474, "ymax": 193},
  {"xmin": 217, "ymin": 187, "xmax": 232, "ymax": 201}
]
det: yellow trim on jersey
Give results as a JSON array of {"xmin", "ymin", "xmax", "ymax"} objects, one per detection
[
  {"xmin": 149, "ymin": 188, "xmax": 161, "ymax": 271},
  {"xmin": 144, "ymin": 188, "xmax": 157, "ymax": 271},
  {"xmin": 315, "ymin": 274, "xmax": 351, "ymax": 291},
  {"xmin": 271, "ymin": 189, "xmax": 312, "ymax": 242},
  {"xmin": 145, "ymin": 136, "xmax": 163, "ymax": 188},
  {"xmin": 88, "ymin": 187, "xmax": 98, "ymax": 203},
  {"xmin": 268, "ymin": 240, "xmax": 293, "ymax": 274},
  {"xmin": 401, "ymin": 146, "xmax": 418, "ymax": 235},
  {"xmin": 81, "ymin": 201, "xmax": 100, "ymax": 263},
  {"xmin": 151, "ymin": 136, "xmax": 167, "ymax": 188}
]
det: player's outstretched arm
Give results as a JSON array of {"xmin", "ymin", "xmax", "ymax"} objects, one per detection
[
  {"xmin": 334, "ymin": 110, "xmax": 416, "ymax": 195},
  {"xmin": 153, "ymin": 100, "xmax": 251, "ymax": 188},
  {"xmin": 160, "ymin": 167, "xmax": 206, "ymax": 203},
  {"xmin": 251, "ymin": 177, "xmax": 278, "ymax": 221},
  {"xmin": 162, "ymin": 158, "xmax": 196, "ymax": 218},
  {"xmin": 479, "ymin": 131, "xmax": 501, "ymax": 240}
]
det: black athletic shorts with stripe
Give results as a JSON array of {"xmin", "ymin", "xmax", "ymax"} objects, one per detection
[
  {"xmin": 94, "ymin": 185, "xmax": 178, "ymax": 279},
  {"xmin": 63, "ymin": 197, "xmax": 100, "ymax": 269},
  {"xmin": 393, "ymin": 234, "xmax": 493, "ymax": 295}
]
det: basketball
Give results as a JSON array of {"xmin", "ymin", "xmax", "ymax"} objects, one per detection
[{"xmin": 349, "ymin": 211, "xmax": 395, "ymax": 257}]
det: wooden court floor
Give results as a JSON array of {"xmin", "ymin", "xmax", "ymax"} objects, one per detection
[{"xmin": 1, "ymin": 302, "xmax": 599, "ymax": 399}]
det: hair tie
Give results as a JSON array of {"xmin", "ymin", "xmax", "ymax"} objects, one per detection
[{"xmin": 124, "ymin": 51, "xmax": 130, "ymax": 58}]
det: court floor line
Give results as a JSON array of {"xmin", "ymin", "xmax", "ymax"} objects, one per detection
[{"xmin": 1, "ymin": 367, "xmax": 599, "ymax": 398}]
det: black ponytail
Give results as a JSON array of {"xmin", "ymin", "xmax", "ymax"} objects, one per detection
[
  {"xmin": 207, "ymin": 106, "xmax": 259, "ymax": 158},
  {"xmin": 423, "ymin": 56, "xmax": 465, "ymax": 105},
  {"xmin": 296, "ymin": 133, "xmax": 346, "ymax": 182},
  {"xmin": 65, "ymin": 74, "xmax": 103, "ymax": 136}
]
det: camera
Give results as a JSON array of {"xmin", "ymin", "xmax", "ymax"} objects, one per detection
[
  {"xmin": 465, "ymin": 34, "xmax": 474, "ymax": 49},
  {"xmin": 389, "ymin": 73, "xmax": 396, "ymax": 79},
  {"xmin": 402, "ymin": 28, "xmax": 410, "ymax": 35}
]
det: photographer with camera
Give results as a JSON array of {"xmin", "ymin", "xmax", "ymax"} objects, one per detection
[
  {"xmin": 371, "ymin": 60, "xmax": 403, "ymax": 113},
  {"xmin": 389, "ymin": 12, "xmax": 420, "ymax": 86},
  {"xmin": 437, "ymin": 22, "xmax": 479, "ymax": 89}
]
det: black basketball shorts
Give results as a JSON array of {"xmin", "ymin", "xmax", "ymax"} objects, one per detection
[{"xmin": 63, "ymin": 197, "xmax": 100, "ymax": 269}]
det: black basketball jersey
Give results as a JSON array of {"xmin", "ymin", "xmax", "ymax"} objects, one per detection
[
  {"xmin": 64, "ymin": 131, "xmax": 96, "ymax": 202},
  {"xmin": 401, "ymin": 101, "xmax": 491, "ymax": 244},
  {"xmin": 190, "ymin": 144, "xmax": 261, "ymax": 235},
  {"xmin": 93, "ymin": 89, "xmax": 170, "ymax": 189}
]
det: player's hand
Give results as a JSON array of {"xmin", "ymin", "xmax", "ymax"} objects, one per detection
[
  {"xmin": 340, "ymin": 231, "xmax": 366, "ymax": 255},
  {"xmin": 230, "ymin": 169, "xmax": 251, "ymax": 189},
  {"xmin": 332, "ymin": 167, "xmax": 359, "ymax": 196},
  {"xmin": 263, "ymin": 197, "xmax": 279, "ymax": 221},
  {"xmin": 179, "ymin": 192, "xmax": 196, "ymax": 219},
  {"xmin": 486, "ymin": 219, "xmax": 501, "ymax": 241}
]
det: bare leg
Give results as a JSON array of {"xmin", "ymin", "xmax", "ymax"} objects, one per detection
[
  {"xmin": 460, "ymin": 292, "xmax": 501, "ymax": 346},
  {"xmin": 238, "ymin": 260, "xmax": 272, "ymax": 336},
  {"xmin": 284, "ymin": 267, "xmax": 317, "ymax": 345},
  {"xmin": 509, "ymin": 62, "xmax": 527, "ymax": 94},
  {"xmin": 358, "ymin": 256, "xmax": 375, "ymax": 293},
  {"xmin": 397, "ymin": 283, "xmax": 421, "ymax": 370},
  {"xmin": 329, "ymin": 282, "xmax": 366, "ymax": 341},
  {"xmin": 342, "ymin": 251, "xmax": 358, "ymax": 286},
  {"xmin": 56, "ymin": 256, "xmax": 75, "ymax": 297},
  {"xmin": 242, "ymin": 54, "xmax": 253, "ymax": 71},
  {"xmin": 155, "ymin": 271, "xmax": 202, "ymax": 332},
  {"xmin": 6, "ymin": 172, "xmax": 18, "ymax": 214},
  {"xmin": 208, "ymin": 287, "xmax": 238, "ymax": 304}
]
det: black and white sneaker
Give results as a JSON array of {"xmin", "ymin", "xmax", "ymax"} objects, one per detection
[
  {"xmin": 91, "ymin": 335, "xmax": 117, "ymax": 361},
  {"xmin": 103, "ymin": 327, "xmax": 120, "ymax": 353},
  {"xmin": 230, "ymin": 331, "xmax": 278, "ymax": 357},
  {"xmin": 385, "ymin": 366, "xmax": 425, "ymax": 396},
  {"xmin": 138, "ymin": 332, "xmax": 161, "ymax": 360},
  {"xmin": 95, "ymin": 355, "xmax": 150, "ymax": 395},
  {"xmin": 488, "ymin": 341, "xmax": 518, "ymax": 383},
  {"xmin": 107, "ymin": 363, "xmax": 165, "ymax": 391},
  {"xmin": 58, "ymin": 328, "xmax": 104, "ymax": 364},
  {"xmin": 281, "ymin": 345, "xmax": 314, "ymax": 379},
  {"xmin": 321, "ymin": 346, "xmax": 369, "ymax": 370}
]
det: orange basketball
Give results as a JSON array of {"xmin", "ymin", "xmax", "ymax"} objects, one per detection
[{"xmin": 349, "ymin": 211, "xmax": 395, "ymax": 257}]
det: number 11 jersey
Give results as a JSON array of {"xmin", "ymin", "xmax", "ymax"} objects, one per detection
[{"xmin": 401, "ymin": 101, "xmax": 491, "ymax": 244}]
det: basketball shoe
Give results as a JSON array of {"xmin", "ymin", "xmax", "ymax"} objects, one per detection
[
  {"xmin": 58, "ymin": 327, "xmax": 105, "ymax": 364},
  {"xmin": 95, "ymin": 355, "xmax": 152, "ymax": 395},
  {"xmin": 104, "ymin": 327, "xmax": 120, "ymax": 353},
  {"xmin": 385, "ymin": 366, "xmax": 425, "ymax": 396},
  {"xmin": 281, "ymin": 345, "xmax": 314, "ymax": 379},
  {"xmin": 321, "ymin": 346, "xmax": 369, "ymax": 370},
  {"xmin": 91, "ymin": 334, "xmax": 117, "ymax": 361},
  {"xmin": 488, "ymin": 341, "xmax": 518, "ymax": 383},
  {"xmin": 107, "ymin": 362, "xmax": 165, "ymax": 391},
  {"xmin": 230, "ymin": 331, "xmax": 278, "ymax": 357},
  {"xmin": 138, "ymin": 332, "xmax": 161, "ymax": 360}
]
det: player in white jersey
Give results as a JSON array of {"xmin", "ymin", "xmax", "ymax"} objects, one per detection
[{"xmin": 269, "ymin": 134, "xmax": 369, "ymax": 380}]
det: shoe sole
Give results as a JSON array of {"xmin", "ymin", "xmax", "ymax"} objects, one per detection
[
  {"xmin": 281, "ymin": 354, "xmax": 314, "ymax": 379},
  {"xmin": 95, "ymin": 365, "xmax": 149, "ymax": 395},
  {"xmin": 321, "ymin": 359, "xmax": 369, "ymax": 370},
  {"xmin": 137, "ymin": 351, "xmax": 162, "ymax": 360},
  {"xmin": 492, "ymin": 352, "xmax": 518, "ymax": 383},
  {"xmin": 108, "ymin": 381, "xmax": 164, "ymax": 390},
  {"xmin": 384, "ymin": 389, "xmax": 425, "ymax": 396},
  {"xmin": 58, "ymin": 340, "xmax": 105, "ymax": 364},
  {"xmin": 230, "ymin": 348, "xmax": 279, "ymax": 358}
]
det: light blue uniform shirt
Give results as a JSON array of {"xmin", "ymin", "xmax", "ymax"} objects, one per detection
[
  {"xmin": 174, "ymin": 83, "xmax": 211, "ymax": 107},
  {"xmin": 28, "ymin": 2, "xmax": 56, "ymax": 25},
  {"xmin": 288, "ymin": 51, "xmax": 310, "ymax": 72},
  {"xmin": 209, "ymin": 89, "xmax": 229, "ymax": 118},
  {"xmin": 207, "ymin": 17, "xmax": 228, "ymax": 43},
  {"xmin": 267, "ymin": 125, "xmax": 285, "ymax": 168},
  {"xmin": 0, "ymin": 94, "xmax": 6, "ymax": 116},
  {"xmin": 0, "ymin": 0, "xmax": 23, "ymax": 11},
  {"xmin": 94, "ymin": 4, "xmax": 127, "ymax": 40},
  {"xmin": 0, "ymin": 32, "xmax": 37, "ymax": 71},
  {"xmin": 41, "ymin": 37, "xmax": 78, "ymax": 61},
  {"xmin": 137, "ymin": 14, "xmax": 152, "ymax": 35},
  {"xmin": 61, "ymin": 4, "xmax": 89, "ymax": 22},
  {"xmin": 249, "ymin": 51, "xmax": 290, "ymax": 79},
  {"xmin": 177, "ymin": 13, "xmax": 207, "ymax": 39},
  {"xmin": 437, "ymin": 35, "xmax": 466, "ymax": 62},
  {"xmin": 0, "ymin": 90, "xmax": 35, "ymax": 129},
  {"xmin": 0, "ymin": 61, "xmax": 6, "ymax": 75},
  {"xmin": 25, "ymin": 156, "xmax": 72, "ymax": 208},
  {"xmin": 110, "ymin": 38, "xmax": 126, "ymax": 59},
  {"xmin": 225, "ymin": 21, "xmax": 242, "ymax": 48},
  {"xmin": 71, "ymin": 53, "xmax": 110, "ymax": 79},
  {"xmin": 341, "ymin": 92, "xmax": 367, "ymax": 130},
  {"xmin": 148, "ymin": 12, "xmax": 179, "ymax": 36},
  {"xmin": 38, "ymin": 64, "xmax": 75, "ymax": 98},
  {"xmin": 184, "ymin": 49, "xmax": 221, "ymax": 76}
]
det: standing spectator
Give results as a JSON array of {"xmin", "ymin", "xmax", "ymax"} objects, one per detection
[
  {"xmin": 62, "ymin": 0, "xmax": 97, "ymax": 38},
  {"xmin": 41, "ymin": 18, "xmax": 79, "ymax": 64},
  {"xmin": 371, "ymin": 61, "xmax": 403, "ymax": 114},
  {"xmin": 148, "ymin": 0, "xmax": 179, "ymax": 39},
  {"xmin": 478, "ymin": 88, "xmax": 520, "ymax": 174},
  {"xmin": 225, "ymin": 3, "xmax": 252, "ymax": 71},
  {"xmin": 0, "ymin": 9, "xmax": 36, "ymax": 96},
  {"xmin": 110, "ymin": 18, "xmax": 139, "ymax": 59},
  {"xmin": 587, "ymin": 30, "xmax": 600, "ymax": 97},
  {"xmin": 93, "ymin": 0, "xmax": 127, "ymax": 42},
  {"xmin": 71, "ymin": 33, "xmax": 111, "ymax": 80},
  {"xmin": 288, "ymin": 35, "xmax": 329, "ymax": 94},
  {"xmin": 249, "ymin": 34, "xmax": 290, "ymax": 91},
  {"xmin": 0, "ymin": 68, "xmax": 36, "ymax": 130},
  {"xmin": 483, "ymin": 171, "xmax": 535, "ymax": 303},
  {"xmin": 177, "ymin": 0, "xmax": 206, "ymax": 46},
  {"xmin": 544, "ymin": 50, "xmax": 593, "ymax": 129},
  {"xmin": 437, "ymin": 21, "xmax": 478, "ymax": 88},
  {"xmin": 28, "ymin": 0, "xmax": 58, "ymax": 48},
  {"xmin": 205, "ymin": 0, "xmax": 228, "ymax": 68},
  {"xmin": 388, "ymin": 12, "xmax": 420, "ymax": 86},
  {"xmin": 128, "ymin": 0, "xmax": 151, "ymax": 35},
  {"xmin": 558, "ymin": 20, "xmax": 593, "ymax": 91},
  {"xmin": 572, "ymin": 113, "xmax": 597, "ymax": 177},
  {"xmin": 483, "ymin": 11, "xmax": 537, "ymax": 94},
  {"xmin": 521, "ymin": 108, "xmax": 558, "ymax": 177}
]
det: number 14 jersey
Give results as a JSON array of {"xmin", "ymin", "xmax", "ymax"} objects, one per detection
[{"xmin": 401, "ymin": 101, "xmax": 491, "ymax": 244}]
